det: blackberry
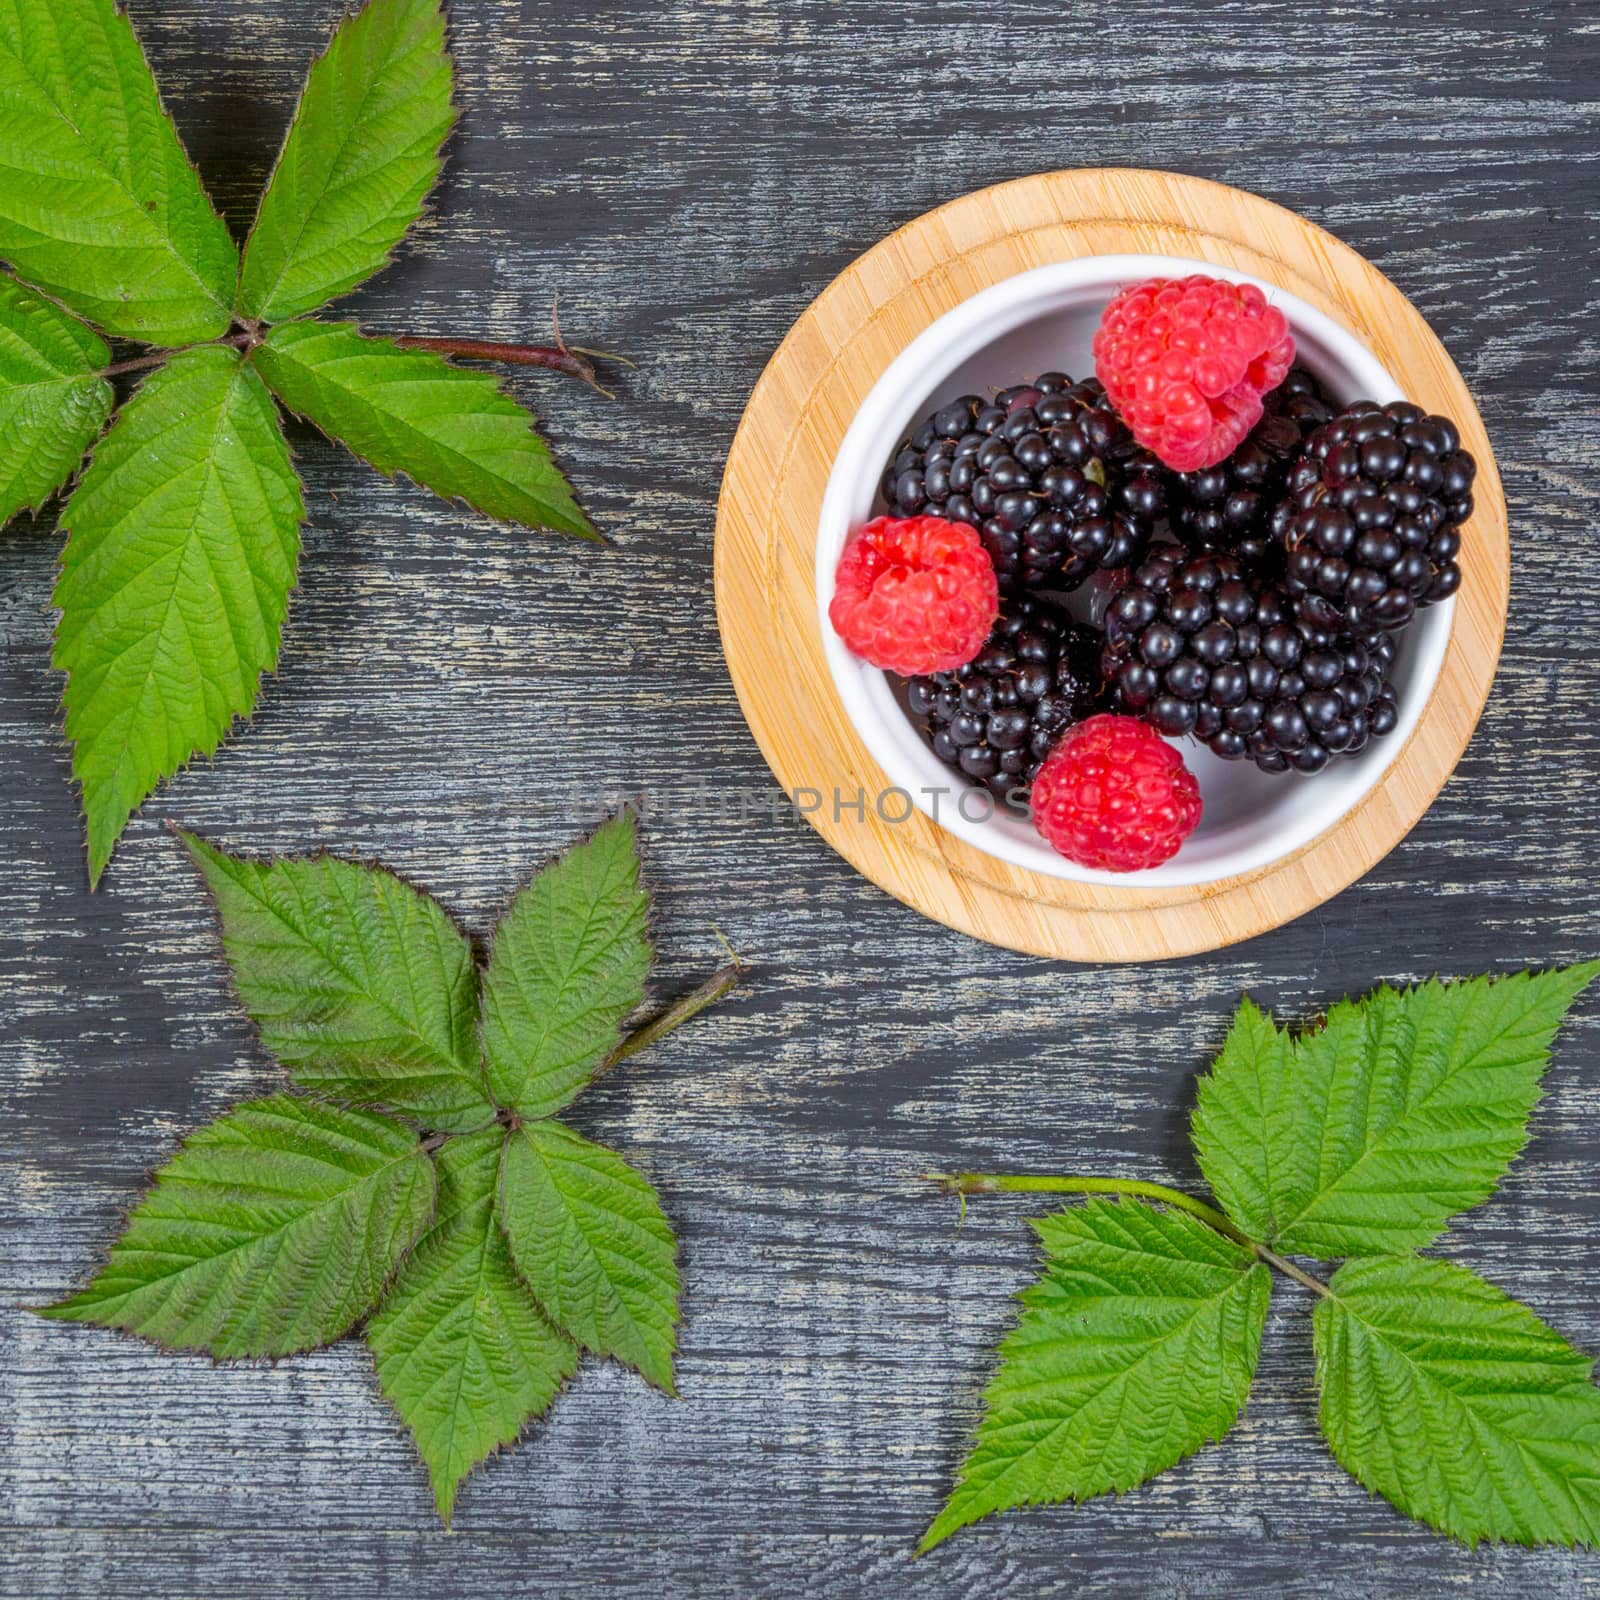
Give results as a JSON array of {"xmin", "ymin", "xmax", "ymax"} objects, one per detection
[
  {"xmin": 1102, "ymin": 544, "xmax": 1401, "ymax": 775},
  {"xmin": 905, "ymin": 594, "xmax": 1105, "ymax": 803},
  {"xmin": 1171, "ymin": 366, "xmax": 1335, "ymax": 569},
  {"xmin": 881, "ymin": 373, "xmax": 1165, "ymax": 590},
  {"xmin": 1274, "ymin": 400, "xmax": 1475, "ymax": 632}
]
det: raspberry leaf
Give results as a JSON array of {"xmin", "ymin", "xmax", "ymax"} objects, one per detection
[
  {"xmin": 181, "ymin": 833, "xmax": 494, "ymax": 1133},
  {"xmin": 255, "ymin": 320, "xmax": 595, "ymax": 538},
  {"xmin": 39, "ymin": 1095, "xmax": 437, "ymax": 1357},
  {"xmin": 920, "ymin": 1198, "xmax": 1270, "ymax": 1555},
  {"xmin": 0, "ymin": 274, "xmax": 111, "ymax": 526},
  {"xmin": 479, "ymin": 813, "xmax": 651, "ymax": 1120},
  {"xmin": 0, "ymin": 0, "xmax": 236, "ymax": 344},
  {"xmin": 498, "ymin": 1120, "xmax": 680, "ymax": 1392},
  {"xmin": 368, "ymin": 1128, "xmax": 579, "ymax": 1522},
  {"xmin": 1200, "ymin": 965, "xmax": 1600, "ymax": 1258},
  {"xmin": 1314, "ymin": 1255, "xmax": 1600, "ymax": 1546},
  {"xmin": 1190, "ymin": 994, "xmax": 1298, "ymax": 1242},
  {"xmin": 52, "ymin": 346, "xmax": 305, "ymax": 883},
  {"xmin": 238, "ymin": 0, "xmax": 455, "ymax": 324}
]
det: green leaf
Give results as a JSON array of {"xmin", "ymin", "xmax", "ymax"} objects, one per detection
[
  {"xmin": 255, "ymin": 320, "xmax": 595, "ymax": 538},
  {"xmin": 52, "ymin": 345, "xmax": 305, "ymax": 884},
  {"xmin": 1197, "ymin": 966, "xmax": 1600, "ymax": 1258},
  {"xmin": 498, "ymin": 1120, "xmax": 680, "ymax": 1392},
  {"xmin": 182, "ymin": 833, "xmax": 494, "ymax": 1133},
  {"xmin": 40, "ymin": 1094, "xmax": 436, "ymax": 1357},
  {"xmin": 0, "ymin": 0, "xmax": 236, "ymax": 343},
  {"xmin": 368, "ymin": 1128, "xmax": 579, "ymax": 1522},
  {"xmin": 238, "ymin": 0, "xmax": 455, "ymax": 324},
  {"xmin": 0, "ymin": 273, "xmax": 111, "ymax": 525},
  {"xmin": 921, "ymin": 1198, "xmax": 1270, "ymax": 1554},
  {"xmin": 479, "ymin": 813, "xmax": 651, "ymax": 1120},
  {"xmin": 1191, "ymin": 995, "xmax": 1296, "ymax": 1244},
  {"xmin": 1314, "ymin": 1255, "xmax": 1600, "ymax": 1546}
]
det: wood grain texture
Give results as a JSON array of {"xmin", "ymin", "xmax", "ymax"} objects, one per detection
[
  {"xmin": 2, "ymin": 0, "xmax": 1598, "ymax": 1595},
  {"xmin": 716, "ymin": 167, "xmax": 1510, "ymax": 959}
]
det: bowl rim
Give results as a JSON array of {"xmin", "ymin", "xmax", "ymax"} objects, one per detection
[{"xmin": 812, "ymin": 252, "xmax": 1455, "ymax": 888}]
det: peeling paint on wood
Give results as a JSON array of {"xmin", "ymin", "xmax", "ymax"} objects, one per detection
[{"xmin": 2, "ymin": 0, "xmax": 1599, "ymax": 1595}]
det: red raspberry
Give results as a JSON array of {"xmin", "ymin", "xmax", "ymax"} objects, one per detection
[
  {"xmin": 828, "ymin": 515, "xmax": 999, "ymax": 676},
  {"xmin": 1092, "ymin": 275, "xmax": 1295, "ymax": 472},
  {"xmin": 1031, "ymin": 714, "xmax": 1202, "ymax": 872}
]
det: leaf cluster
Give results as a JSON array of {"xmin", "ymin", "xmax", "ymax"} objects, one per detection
[
  {"xmin": 0, "ymin": 0, "xmax": 594, "ymax": 884},
  {"xmin": 41, "ymin": 814, "xmax": 700, "ymax": 1523},
  {"xmin": 925, "ymin": 964, "xmax": 1600, "ymax": 1553}
]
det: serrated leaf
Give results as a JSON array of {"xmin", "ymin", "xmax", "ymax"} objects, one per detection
[
  {"xmin": 498, "ymin": 1120, "xmax": 680, "ymax": 1392},
  {"xmin": 1197, "ymin": 966, "xmax": 1600, "ymax": 1258},
  {"xmin": 52, "ymin": 345, "xmax": 304, "ymax": 884},
  {"xmin": 479, "ymin": 813, "xmax": 650, "ymax": 1120},
  {"xmin": 255, "ymin": 320, "xmax": 595, "ymax": 538},
  {"xmin": 369, "ymin": 1128, "xmax": 579, "ymax": 1522},
  {"xmin": 0, "ymin": 0, "xmax": 236, "ymax": 343},
  {"xmin": 0, "ymin": 273, "xmax": 111, "ymax": 525},
  {"xmin": 40, "ymin": 1095, "xmax": 436, "ymax": 1357},
  {"xmin": 239, "ymin": 0, "xmax": 455, "ymax": 324},
  {"xmin": 182, "ymin": 833, "xmax": 494, "ymax": 1133},
  {"xmin": 1191, "ymin": 995, "xmax": 1299, "ymax": 1243},
  {"xmin": 921, "ymin": 1198, "xmax": 1270, "ymax": 1554},
  {"xmin": 1315, "ymin": 1255, "xmax": 1600, "ymax": 1546}
]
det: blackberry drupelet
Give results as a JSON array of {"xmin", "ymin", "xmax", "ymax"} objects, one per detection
[
  {"xmin": 881, "ymin": 373, "xmax": 1165, "ymax": 590},
  {"xmin": 1102, "ymin": 544, "xmax": 1401, "ymax": 775},
  {"xmin": 905, "ymin": 594, "xmax": 1105, "ymax": 803},
  {"xmin": 1274, "ymin": 399, "xmax": 1475, "ymax": 632},
  {"xmin": 1171, "ymin": 366, "xmax": 1335, "ymax": 569}
]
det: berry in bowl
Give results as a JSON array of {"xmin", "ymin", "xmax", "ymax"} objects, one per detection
[{"xmin": 816, "ymin": 259, "xmax": 1475, "ymax": 885}]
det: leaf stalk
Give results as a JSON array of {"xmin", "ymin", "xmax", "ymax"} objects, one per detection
[
  {"xmin": 99, "ymin": 330, "xmax": 621, "ymax": 393},
  {"xmin": 923, "ymin": 1171, "xmax": 1332, "ymax": 1297},
  {"xmin": 607, "ymin": 961, "xmax": 744, "ymax": 1073},
  {"xmin": 391, "ymin": 334, "xmax": 612, "ymax": 394}
]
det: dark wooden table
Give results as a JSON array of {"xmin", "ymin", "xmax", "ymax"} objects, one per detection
[{"xmin": 3, "ymin": 2, "xmax": 1598, "ymax": 1595}]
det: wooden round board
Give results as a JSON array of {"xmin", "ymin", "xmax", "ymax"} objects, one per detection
[{"xmin": 713, "ymin": 169, "xmax": 1508, "ymax": 961}]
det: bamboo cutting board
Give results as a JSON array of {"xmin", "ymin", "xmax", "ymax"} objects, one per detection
[{"xmin": 714, "ymin": 168, "xmax": 1507, "ymax": 960}]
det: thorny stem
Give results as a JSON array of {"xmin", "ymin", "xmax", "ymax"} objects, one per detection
[
  {"xmin": 391, "ymin": 335, "xmax": 612, "ymax": 394},
  {"xmin": 98, "ymin": 326, "xmax": 622, "ymax": 392},
  {"xmin": 923, "ymin": 1171, "xmax": 1333, "ymax": 1299},
  {"xmin": 98, "ymin": 351, "xmax": 179, "ymax": 378}
]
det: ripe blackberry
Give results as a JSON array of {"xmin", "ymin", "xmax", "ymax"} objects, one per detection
[
  {"xmin": 1102, "ymin": 544, "xmax": 1401, "ymax": 775},
  {"xmin": 905, "ymin": 594, "xmax": 1105, "ymax": 803},
  {"xmin": 1172, "ymin": 366, "xmax": 1335, "ymax": 569},
  {"xmin": 881, "ymin": 373, "xmax": 1165, "ymax": 590},
  {"xmin": 1274, "ymin": 400, "xmax": 1475, "ymax": 632}
]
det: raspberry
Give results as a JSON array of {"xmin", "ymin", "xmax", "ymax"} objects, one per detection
[
  {"xmin": 1030, "ymin": 713, "xmax": 1202, "ymax": 872},
  {"xmin": 828, "ymin": 515, "xmax": 999, "ymax": 676},
  {"xmin": 1093, "ymin": 276, "xmax": 1295, "ymax": 473}
]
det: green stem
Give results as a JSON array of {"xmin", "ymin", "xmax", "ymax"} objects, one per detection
[
  {"xmin": 605, "ymin": 961, "xmax": 743, "ymax": 1072},
  {"xmin": 417, "ymin": 963, "xmax": 743, "ymax": 1153},
  {"xmin": 924, "ymin": 1172, "xmax": 1332, "ymax": 1298}
]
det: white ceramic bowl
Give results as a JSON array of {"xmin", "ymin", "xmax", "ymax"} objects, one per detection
[{"xmin": 815, "ymin": 253, "xmax": 1453, "ymax": 888}]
